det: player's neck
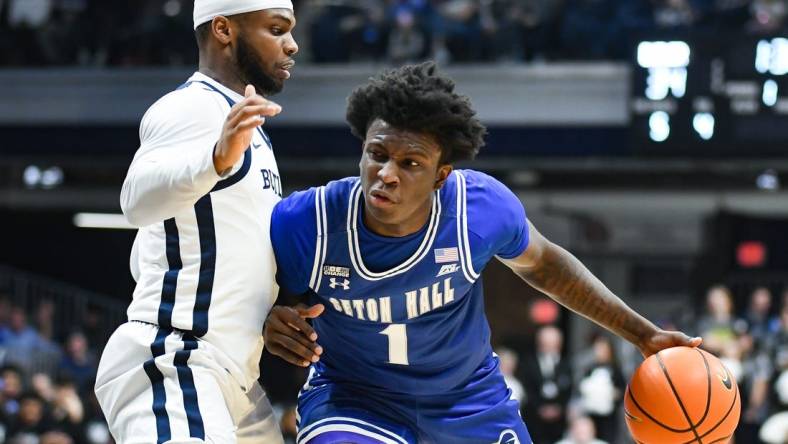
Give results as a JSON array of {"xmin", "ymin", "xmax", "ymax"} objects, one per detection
[
  {"xmin": 362, "ymin": 200, "xmax": 432, "ymax": 238},
  {"xmin": 198, "ymin": 64, "xmax": 246, "ymax": 97}
]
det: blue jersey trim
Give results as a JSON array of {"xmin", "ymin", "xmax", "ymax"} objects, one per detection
[
  {"xmin": 346, "ymin": 182, "xmax": 442, "ymax": 281},
  {"xmin": 143, "ymin": 329, "xmax": 171, "ymax": 444},
  {"xmin": 192, "ymin": 195, "xmax": 216, "ymax": 337},
  {"xmin": 174, "ymin": 337, "xmax": 205, "ymax": 439},
  {"xmin": 211, "ymin": 145, "xmax": 251, "ymax": 192},
  {"xmin": 455, "ymin": 172, "xmax": 480, "ymax": 282},
  {"xmin": 158, "ymin": 218, "xmax": 181, "ymax": 329},
  {"xmin": 150, "ymin": 216, "xmax": 179, "ymax": 440},
  {"xmin": 297, "ymin": 417, "xmax": 410, "ymax": 444},
  {"xmin": 178, "ymin": 79, "xmax": 254, "ymax": 191},
  {"xmin": 309, "ymin": 187, "xmax": 328, "ymax": 292},
  {"xmin": 256, "ymin": 126, "xmax": 272, "ymax": 150}
]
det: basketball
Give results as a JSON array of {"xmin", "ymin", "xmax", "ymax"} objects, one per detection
[{"xmin": 624, "ymin": 346, "xmax": 741, "ymax": 444}]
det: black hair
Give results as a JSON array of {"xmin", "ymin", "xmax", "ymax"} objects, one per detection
[
  {"xmin": 346, "ymin": 61, "xmax": 486, "ymax": 164},
  {"xmin": 194, "ymin": 21, "xmax": 211, "ymax": 50}
]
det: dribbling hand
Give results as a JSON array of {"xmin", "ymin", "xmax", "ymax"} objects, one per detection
[
  {"xmin": 637, "ymin": 329, "xmax": 703, "ymax": 358},
  {"xmin": 263, "ymin": 303, "xmax": 325, "ymax": 367},
  {"xmin": 213, "ymin": 85, "xmax": 281, "ymax": 174}
]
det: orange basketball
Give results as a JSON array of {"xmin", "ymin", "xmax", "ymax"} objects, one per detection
[{"xmin": 624, "ymin": 346, "xmax": 741, "ymax": 444}]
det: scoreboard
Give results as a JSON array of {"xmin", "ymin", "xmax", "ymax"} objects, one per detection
[{"xmin": 631, "ymin": 35, "xmax": 788, "ymax": 156}]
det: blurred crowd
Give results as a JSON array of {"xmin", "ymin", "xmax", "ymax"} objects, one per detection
[
  {"xmin": 483, "ymin": 285, "xmax": 788, "ymax": 444},
  {"xmin": 696, "ymin": 285, "xmax": 788, "ymax": 444},
  {"xmin": 0, "ymin": 297, "xmax": 111, "ymax": 444},
  {"xmin": 1, "ymin": 0, "xmax": 787, "ymax": 67}
]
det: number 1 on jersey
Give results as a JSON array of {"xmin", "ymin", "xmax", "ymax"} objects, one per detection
[{"xmin": 380, "ymin": 324, "xmax": 409, "ymax": 365}]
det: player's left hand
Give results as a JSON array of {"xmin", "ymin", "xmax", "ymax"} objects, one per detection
[
  {"xmin": 637, "ymin": 329, "xmax": 702, "ymax": 358},
  {"xmin": 263, "ymin": 304, "xmax": 324, "ymax": 367}
]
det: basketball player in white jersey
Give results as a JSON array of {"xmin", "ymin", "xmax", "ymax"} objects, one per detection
[{"xmin": 94, "ymin": 1, "xmax": 312, "ymax": 442}]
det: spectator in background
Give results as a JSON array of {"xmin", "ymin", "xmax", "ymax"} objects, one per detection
[
  {"xmin": 388, "ymin": 6, "xmax": 427, "ymax": 64},
  {"xmin": 50, "ymin": 378, "xmax": 85, "ymax": 442},
  {"xmin": 759, "ymin": 305, "xmax": 788, "ymax": 444},
  {"xmin": 34, "ymin": 300, "xmax": 56, "ymax": 343},
  {"xmin": 6, "ymin": 392, "xmax": 51, "ymax": 440},
  {"xmin": 5, "ymin": 306, "xmax": 43, "ymax": 371},
  {"xmin": 520, "ymin": 325, "xmax": 573, "ymax": 444},
  {"xmin": 489, "ymin": 0, "xmax": 565, "ymax": 61},
  {"xmin": 432, "ymin": 0, "xmax": 484, "ymax": 62},
  {"xmin": 5, "ymin": 307, "xmax": 39, "ymax": 351},
  {"xmin": 5, "ymin": 306, "xmax": 61, "ymax": 376},
  {"xmin": 555, "ymin": 415, "xmax": 608, "ymax": 444},
  {"xmin": 745, "ymin": 286, "xmax": 780, "ymax": 349},
  {"xmin": 1, "ymin": 365, "xmax": 25, "ymax": 420},
  {"xmin": 309, "ymin": 2, "xmax": 360, "ymax": 62},
  {"xmin": 496, "ymin": 347, "xmax": 526, "ymax": 402},
  {"xmin": 560, "ymin": 0, "xmax": 621, "ymax": 59},
  {"xmin": 732, "ymin": 332, "xmax": 772, "ymax": 444},
  {"xmin": 58, "ymin": 332, "xmax": 95, "ymax": 394},
  {"xmin": 347, "ymin": 1, "xmax": 389, "ymax": 62},
  {"xmin": 29, "ymin": 373, "xmax": 86, "ymax": 442},
  {"xmin": 696, "ymin": 284, "xmax": 745, "ymax": 354},
  {"xmin": 576, "ymin": 334, "xmax": 625, "ymax": 444}
]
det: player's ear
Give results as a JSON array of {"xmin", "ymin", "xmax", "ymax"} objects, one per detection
[
  {"xmin": 211, "ymin": 16, "xmax": 233, "ymax": 45},
  {"xmin": 434, "ymin": 164, "xmax": 453, "ymax": 190}
]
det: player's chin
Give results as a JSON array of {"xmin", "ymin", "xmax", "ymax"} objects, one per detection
[
  {"xmin": 366, "ymin": 202, "xmax": 398, "ymax": 221},
  {"xmin": 266, "ymin": 79, "xmax": 285, "ymax": 94}
]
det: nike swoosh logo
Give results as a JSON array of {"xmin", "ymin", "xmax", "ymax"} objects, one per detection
[
  {"xmin": 719, "ymin": 370, "xmax": 732, "ymax": 390},
  {"xmin": 625, "ymin": 409, "xmax": 643, "ymax": 423},
  {"xmin": 252, "ymin": 143, "xmax": 262, "ymax": 149}
]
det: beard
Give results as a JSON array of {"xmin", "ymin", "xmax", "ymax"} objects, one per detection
[{"xmin": 235, "ymin": 34, "xmax": 283, "ymax": 96}]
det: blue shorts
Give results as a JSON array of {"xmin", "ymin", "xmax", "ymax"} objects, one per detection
[{"xmin": 295, "ymin": 356, "xmax": 532, "ymax": 444}]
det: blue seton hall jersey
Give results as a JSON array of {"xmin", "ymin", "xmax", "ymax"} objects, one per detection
[{"xmin": 271, "ymin": 170, "xmax": 529, "ymax": 396}]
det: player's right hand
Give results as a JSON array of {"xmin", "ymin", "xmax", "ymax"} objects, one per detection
[
  {"xmin": 263, "ymin": 303, "xmax": 324, "ymax": 367},
  {"xmin": 213, "ymin": 84, "xmax": 281, "ymax": 174}
]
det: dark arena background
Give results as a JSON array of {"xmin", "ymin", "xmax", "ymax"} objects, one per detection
[{"xmin": 1, "ymin": 1, "xmax": 787, "ymax": 443}]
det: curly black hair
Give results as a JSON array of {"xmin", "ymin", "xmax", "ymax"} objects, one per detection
[{"xmin": 346, "ymin": 62, "xmax": 486, "ymax": 164}]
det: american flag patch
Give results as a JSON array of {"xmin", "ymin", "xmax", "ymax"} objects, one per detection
[{"xmin": 434, "ymin": 247, "xmax": 459, "ymax": 264}]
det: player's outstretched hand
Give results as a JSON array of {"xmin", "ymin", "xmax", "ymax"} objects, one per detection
[
  {"xmin": 213, "ymin": 84, "xmax": 281, "ymax": 174},
  {"xmin": 637, "ymin": 329, "xmax": 702, "ymax": 358},
  {"xmin": 263, "ymin": 303, "xmax": 324, "ymax": 367}
]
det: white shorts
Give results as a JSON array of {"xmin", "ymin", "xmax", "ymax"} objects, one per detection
[{"xmin": 95, "ymin": 321, "xmax": 283, "ymax": 444}]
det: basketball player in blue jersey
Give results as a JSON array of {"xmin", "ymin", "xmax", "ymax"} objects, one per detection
[
  {"xmin": 95, "ymin": 1, "xmax": 299, "ymax": 443},
  {"xmin": 264, "ymin": 62, "xmax": 702, "ymax": 444}
]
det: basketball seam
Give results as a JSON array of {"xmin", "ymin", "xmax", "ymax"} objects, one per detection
[
  {"xmin": 679, "ymin": 375, "xmax": 739, "ymax": 444},
  {"xmin": 656, "ymin": 352, "xmax": 702, "ymax": 443},
  {"xmin": 693, "ymin": 348, "xmax": 713, "ymax": 428},
  {"xmin": 706, "ymin": 435, "xmax": 733, "ymax": 444},
  {"xmin": 627, "ymin": 388, "xmax": 694, "ymax": 433}
]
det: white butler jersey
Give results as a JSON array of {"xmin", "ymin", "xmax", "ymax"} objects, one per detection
[{"xmin": 122, "ymin": 72, "xmax": 281, "ymax": 390}]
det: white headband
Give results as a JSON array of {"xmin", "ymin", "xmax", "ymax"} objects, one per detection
[{"xmin": 193, "ymin": 0, "xmax": 293, "ymax": 29}]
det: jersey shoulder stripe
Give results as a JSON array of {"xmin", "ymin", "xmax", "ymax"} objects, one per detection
[{"xmin": 455, "ymin": 171, "xmax": 479, "ymax": 282}]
